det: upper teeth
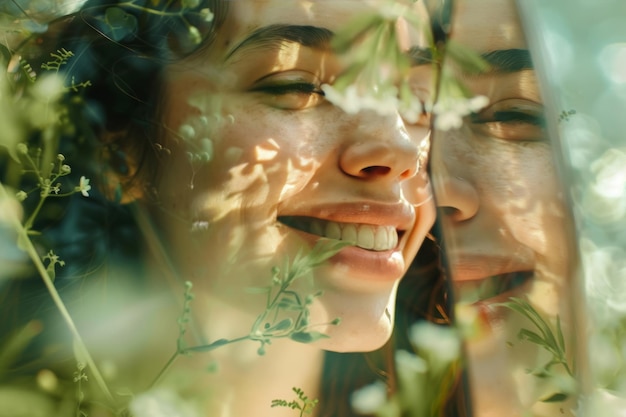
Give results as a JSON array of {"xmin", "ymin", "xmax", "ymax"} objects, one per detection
[{"xmin": 309, "ymin": 220, "xmax": 398, "ymax": 251}]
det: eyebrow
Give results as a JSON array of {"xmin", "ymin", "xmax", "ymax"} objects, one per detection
[
  {"xmin": 225, "ymin": 24, "xmax": 334, "ymax": 60},
  {"xmin": 408, "ymin": 47, "xmax": 533, "ymax": 73}
]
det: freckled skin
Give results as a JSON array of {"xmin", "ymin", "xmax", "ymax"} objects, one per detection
[
  {"xmin": 138, "ymin": 3, "xmax": 435, "ymax": 416},
  {"xmin": 154, "ymin": 1, "xmax": 434, "ymax": 352},
  {"xmin": 431, "ymin": 0, "xmax": 578, "ymax": 416}
]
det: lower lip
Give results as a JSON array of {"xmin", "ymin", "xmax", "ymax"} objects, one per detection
[
  {"xmin": 455, "ymin": 273, "xmax": 534, "ymax": 330},
  {"xmin": 286, "ymin": 226, "xmax": 405, "ymax": 285}
]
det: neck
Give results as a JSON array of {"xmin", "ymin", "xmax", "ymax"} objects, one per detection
[{"xmin": 159, "ymin": 292, "xmax": 326, "ymax": 417}]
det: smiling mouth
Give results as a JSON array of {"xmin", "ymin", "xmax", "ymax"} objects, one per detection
[
  {"xmin": 278, "ymin": 216, "xmax": 401, "ymax": 252},
  {"xmin": 454, "ymin": 270, "xmax": 533, "ymax": 304}
]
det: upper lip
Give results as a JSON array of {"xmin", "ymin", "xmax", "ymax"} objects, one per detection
[
  {"xmin": 448, "ymin": 254, "xmax": 535, "ymax": 282},
  {"xmin": 277, "ymin": 201, "xmax": 416, "ymax": 231}
]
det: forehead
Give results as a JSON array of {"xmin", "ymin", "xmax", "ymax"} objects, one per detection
[
  {"xmin": 453, "ymin": 0, "xmax": 527, "ymax": 51},
  {"xmin": 217, "ymin": 0, "xmax": 427, "ymax": 52},
  {"xmin": 228, "ymin": 0, "xmax": 358, "ymax": 29}
]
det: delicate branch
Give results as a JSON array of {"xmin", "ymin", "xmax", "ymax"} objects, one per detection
[{"xmin": 0, "ymin": 181, "xmax": 115, "ymax": 404}]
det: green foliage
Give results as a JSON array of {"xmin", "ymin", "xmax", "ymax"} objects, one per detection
[
  {"xmin": 0, "ymin": 45, "xmax": 113, "ymax": 412},
  {"xmin": 498, "ymin": 297, "xmax": 577, "ymax": 403},
  {"xmin": 350, "ymin": 323, "xmax": 461, "ymax": 417},
  {"xmin": 104, "ymin": 7, "xmax": 138, "ymax": 42},
  {"xmin": 150, "ymin": 240, "xmax": 346, "ymax": 387},
  {"xmin": 103, "ymin": 1, "xmax": 215, "ymax": 46},
  {"xmin": 558, "ymin": 109, "xmax": 577, "ymax": 123},
  {"xmin": 271, "ymin": 387, "xmax": 319, "ymax": 417},
  {"xmin": 41, "ymin": 48, "xmax": 74, "ymax": 72},
  {"xmin": 73, "ymin": 362, "xmax": 89, "ymax": 417}
]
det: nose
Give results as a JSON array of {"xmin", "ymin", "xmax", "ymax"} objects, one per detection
[
  {"xmin": 339, "ymin": 112, "xmax": 422, "ymax": 181},
  {"xmin": 431, "ymin": 146, "xmax": 479, "ymax": 222}
]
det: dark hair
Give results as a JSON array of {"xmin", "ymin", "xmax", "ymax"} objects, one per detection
[
  {"xmin": 8, "ymin": 0, "xmax": 227, "ymax": 200},
  {"xmin": 0, "ymin": 0, "xmax": 229, "ymax": 394},
  {"xmin": 318, "ymin": 237, "xmax": 470, "ymax": 417}
]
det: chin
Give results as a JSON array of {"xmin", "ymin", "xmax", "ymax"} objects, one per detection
[{"xmin": 306, "ymin": 286, "xmax": 397, "ymax": 352}]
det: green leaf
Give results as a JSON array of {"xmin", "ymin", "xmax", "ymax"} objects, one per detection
[
  {"xmin": 556, "ymin": 315, "xmax": 566, "ymax": 352},
  {"xmin": 445, "ymin": 40, "xmax": 490, "ymax": 74},
  {"xmin": 268, "ymin": 318, "xmax": 293, "ymax": 332},
  {"xmin": 0, "ymin": 321, "xmax": 41, "ymax": 372},
  {"xmin": 290, "ymin": 331, "xmax": 329, "ymax": 344},
  {"xmin": 104, "ymin": 7, "xmax": 138, "ymax": 42},
  {"xmin": 307, "ymin": 239, "xmax": 351, "ymax": 266},
  {"xmin": 540, "ymin": 392, "xmax": 569, "ymax": 403},
  {"xmin": 277, "ymin": 298, "xmax": 302, "ymax": 310},
  {"xmin": 182, "ymin": 0, "xmax": 200, "ymax": 7},
  {"xmin": 517, "ymin": 328, "xmax": 547, "ymax": 347},
  {"xmin": 186, "ymin": 338, "xmax": 230, "ymax": 352},
  {"xmin": 245, "ymin": 286, "xmax": 271, "ymax": 294},
  {"xmin": 504, "ymin": 297, "xmax": 559, "ymax": 352},
  {"xmin": 331, "ymin": 13, "xmax": 381, "ymax": 52},
  {"xmin": 518, "ymin": 298, "xmax": 560, "ymax": 352}
]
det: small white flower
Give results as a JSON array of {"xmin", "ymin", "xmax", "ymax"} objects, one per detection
[
  {"xmin": 321, "ymin": 84, "xmax": 399, "ymax": 116},
  {"xmin": 130, "ymin": 389, "xmax": 199, "ymax": 417},
  {"xmin": 350, "ymin": 381, "xmax": 387, "ymax": 415},
  {"xmin": 467, "ymin": 95, "xmax": 489, "ymax": 112},
  {"xmin": 322, "ymin": 84, "xmax": 361, "ymax": 114},
  {"xmin": 399, "ymin": 97, "xmax": 424, "ymax": 124},
  {"xmin": 191, "ymin": 220, "xmax": 209, "ymax": 232},
  {"xmin": 75, "ymin": 176, "xmax": 91, "ymax": 197},
  {"xmin": 395, "ymin": 349, "xmax": 428, "ymax": 374},
  {"xmin": 188, "ymin": 26, "xmax": 202, "ymax": 45},
  {"xmin": 434, "ymin": 110, "xmax": 464, "ymax": 131},
  {"xmin": 32, "ymin": 74, "xmax": 65, "ymax": 101},
  {"xmin": 15, "ymin": 190, "xmax": 27, "ymax": 202},
  {"xmin": 433, "ymin": 95, "xmax": 489, "ymax": 131},
  {"xmin": 409, "ymin": 321, "xmax": 460, "ymax": 363},
  {"xmin": 200, "ymin": 8, "xmax": 214, "ymax": 22}
]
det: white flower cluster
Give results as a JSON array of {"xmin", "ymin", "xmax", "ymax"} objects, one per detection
[
  {"xmin": 321, "ymin": 83, "xmax": 487, "ymax": 131},
  {"xmin": 409, "ymin": 321, "xmax": 461, "ymax": 363},
  {"xmin": 432, "ymin": 95, "xmax": 489, "ymax": 131},
  {"xmin": 350, "ymin": 380, "xmax": 388, "ymax": 415},
  {"xmin": 321, "ymin": 84, "xmax": 401, "ymax": 117}
]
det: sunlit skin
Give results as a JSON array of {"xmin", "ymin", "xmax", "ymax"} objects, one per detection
[
  {"xmin": 429, "ymin": 0, "xmax": 577, "ymax": 415},
  {"xmin": 133, "ymin": 1, "xmax": 435, "ymax": 416}
]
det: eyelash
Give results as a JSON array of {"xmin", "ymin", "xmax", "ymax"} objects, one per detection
[
  {"xmin": 252, "ymin": 82, "xmax": 325, "ymax": 96},
  {"xmin": 472, "ymin": 110, "xmax": 545, "ymax": 126}
]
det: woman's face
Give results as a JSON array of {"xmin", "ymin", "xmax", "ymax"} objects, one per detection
[
  {"xmin": 152, "ymin": 0, "xmax": 434, "ymax": 352},
  {"xmin": 430, "ymin": 0, "xmax": 576, "ymax": 415}
]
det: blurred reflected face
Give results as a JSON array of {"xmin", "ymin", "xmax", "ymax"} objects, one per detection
[
  {"xmin": 430, "ymin": 0, "xmax": 575, "ymax": 415},
  {"xmin": 435, "ymin": 0, "xmax": 569, "ymax": 308},
  {"xmin": 153, "ymin": 0, "xmax": 434, "ymax": 352}
]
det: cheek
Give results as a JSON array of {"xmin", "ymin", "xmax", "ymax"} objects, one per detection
[
  {"xmin": 485, "ymin": 144, "xmax": 567, "ymax": 256},
  {"xmin": 160, "ymin": 97, "xmax": 330, "ymax": 222}
]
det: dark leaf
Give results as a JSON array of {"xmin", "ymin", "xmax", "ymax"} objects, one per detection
[
  {"xmin": 290, "ymin": 331, "xmax": 329, "ymax": 344},
  {"xmin": 540, "ymin": 393, "xmax": 569, "ymax": 403}
]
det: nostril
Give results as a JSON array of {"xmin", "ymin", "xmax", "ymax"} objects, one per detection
[
  {"xmin": 399, "ymin": 168, "xmax": 414, "ymax": 180},
  {"xmin": 361, "ymin": 166, "xmax": 391, "ymax": 177},
  {"xmin": 441, "ymin": 207, "xmax": 458, "ymax": 216}
]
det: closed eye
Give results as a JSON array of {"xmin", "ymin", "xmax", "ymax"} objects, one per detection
[
  {"xmin": 469, "ymin": 99, "xmax": 546, "ymax": 141},
  {"xmin": 472, "ymin": 110, "xmax": 544, "ymax": 126},
  {"xmin": 251, "ymin": 82, "xmax": 325, "ymax": 96},
  {"xmin": 251, "ymin": 81, "xmax": 326, "ymax": 110}
]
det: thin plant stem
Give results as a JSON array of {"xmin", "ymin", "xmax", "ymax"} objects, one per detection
[
  {"xmin": 0, "ymin": 181, "xmax": 115, "ymax": 404},
  {"xmin": 22, "ymin": 190, "xmax": 46, "ymax": 231},
  {"xmin": 149, "ymin": 335, "xmax": 251, "ymax": 388},
  {"xmin": 149, "ymin": 351, "xmax": 179, "ymax": 389}
]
